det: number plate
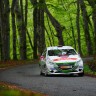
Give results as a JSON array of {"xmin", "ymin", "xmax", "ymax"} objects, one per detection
[{"xmin": 60, "ymin": 66, "xmax": 72, "ymax": 69}]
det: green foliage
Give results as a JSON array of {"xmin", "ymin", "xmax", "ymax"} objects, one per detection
[
  {"xmin": 45, "ymin": 0, "xmax": 94, "ymax": 55},
  {"xmin": 87, "ymin": 60, "xmax": 96, "ymax": 72},
  {"xmin": 0, "ymin": 85, "xmax": 24, "ymax": 96},
  {"xmin": 0, "ymin": 90, "xmax": 21, "ymax": 96},
  {"xmin": 84, "ymin": 64, "xmax": 92, "ymax": 73},
  {"xmin": 84, "ymin": 59, "xmax": 96, "ymax": 75},
  {"xmin": 8, "ymin": 0, "xmax": 95, "ymax": 60},
  {"xmin": 0, "ymin": 85, "xmax": 44, "ymax": 96}
]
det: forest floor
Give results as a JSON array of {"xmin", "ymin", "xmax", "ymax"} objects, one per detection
[
  {"xmin": 0, "ymin": 59, "xmax": 39, "ymax": 70},
  {"xmin": 0, "ymin": 59, "xmax": 47, "ymax": 96}
]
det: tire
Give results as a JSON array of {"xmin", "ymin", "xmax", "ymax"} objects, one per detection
[
  {"xmin": 44, "ymin": 71, "xmax": 48, "ymax": 76},
  {"xmin": 43, "ymin": 65, "xmax": 49, "ymax": 76},
  {"xmin": 78, "ymin": 71, "xmax": 84, "ymax": 77},
  {"xmin": 40, "ymin": 70, "xmax": 44, "ymax": 75}
]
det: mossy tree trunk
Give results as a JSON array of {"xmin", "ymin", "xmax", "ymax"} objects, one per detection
[
  {"xmin": 11, "ymin": 0, "xmax": 17, "ymax": 60},
  {"xmin": 87, "ymin": 0, "xmax": 96, "ymax": 54},
  {"xmin": 0, "ymin": 0, "xmax": 10, "ymax": 60},
  {"xmin": 80, "ymin": 0, "xmax": 93, "ymax": 55},
  {"xmin": 76, "ymin": 0, "xmax": 83, "ymax": 55},
  {"xmin": 15, "ymin": 0, "xmax": 27, "ymax": 60}
]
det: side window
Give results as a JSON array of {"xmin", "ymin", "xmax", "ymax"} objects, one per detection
[{"xmin": 68, "ymin": 49, "xmax": 77, "ymax": 55}]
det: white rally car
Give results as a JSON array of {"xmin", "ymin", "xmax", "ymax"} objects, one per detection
[{"xmin": 39, "ymin": 46, "xmax": 84, "ymax": 76}]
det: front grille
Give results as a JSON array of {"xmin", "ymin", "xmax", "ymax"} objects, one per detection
[
  {"xmin": 56, "ymin": 62, "xmax": 76, "ymax": 70},
  {"xmin": 56, "ymin": 62, "xmax": 75, "ymax": 66}
]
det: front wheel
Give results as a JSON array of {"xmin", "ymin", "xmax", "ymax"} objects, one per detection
[
  {"xmin": 44, "ymin": 70, "xmax": 49, "ymax": 76},
  {"xmin": 43, "ymin": 65, "xmax": 49, "ymax": 76},
  {"xmin": 78, "ymin": 71, "xmax": 84, "ymax": 77}
]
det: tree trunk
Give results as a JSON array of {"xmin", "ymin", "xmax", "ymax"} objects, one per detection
[
  {"xmin": 87, "ymin": 0, "xmax": 96, "ymax": 54},
  {"xmin": 32, "ymin": 0, "xmax": 38, "ymax": 59},
  {"xmin": 15, "ymin": 0, "xmax": 27, "ymax": 60},
  {"xmin": 37, "ymin": 0, "xmax": 46, "ymax": 55},
  {"xmin": 92, "ymin": 6, "xmax": 96, "ymax": 53},
  {"xmin": 69, "ymin": 13, "xmax": 76, "ymax": 49},
  {"xmin": 30, "ymin": 0, "xmax": 64, "ymax": 55},
  {"xmin": 80, "ymin": 0, "xmax": 93, "ymax": 55},
  {"xmin": 0, "ymin": 0, "xmax": 10, "ymax": 60},
  {"xmin": 0, "ymin": 4, "xmax": 1, "ymax": 60},
  {"xmin": 11, "ymin": 0, "xmax": 17, "ymax": 60},
  {"xmin": 20, "ymin": 0, "xmax": 27, "ymax": 59},
  {"xmin": 46, "ymin": 15, "xmax": 55, "ymax": 46},
  {"xmin": 45, "ymin": 6, "xmax": 65, "ymax": 45},
  {"xmin": 45, "ymin": 26, "xmax": 52, "ymax": 46},
  {"xmin": 30, "ymin": 0, "xmax": 46, "ymax": 56},
  {"xmin": 76, "ymin": 0, "xmax": 82, "ymax": 55}
]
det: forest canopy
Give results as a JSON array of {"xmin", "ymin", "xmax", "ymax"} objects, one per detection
[{"xmin": 0, "ymin": 0, "xmax": 96, "ymax": 60}]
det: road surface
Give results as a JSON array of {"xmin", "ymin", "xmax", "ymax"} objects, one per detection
[{"xmin": 0, "ymin": 64, "xmax": 96, "ymax": 96}]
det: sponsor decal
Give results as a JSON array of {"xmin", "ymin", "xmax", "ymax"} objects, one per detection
[{"xmin": 53, "ymin": 57, "xmax": 77, "ymax": 61}]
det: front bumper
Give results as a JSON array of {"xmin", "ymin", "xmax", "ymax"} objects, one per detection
[
  {"xmin": 47, "ymin": 71, "xmax": 83, "ymax": 75},
  {"xmin": 46, "ymin": 65, "xmax": 84, "ymax": 75}
]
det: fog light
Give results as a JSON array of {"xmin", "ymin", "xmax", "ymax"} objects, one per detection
[
  {"xmin": 50, "ymin": 70, "xmax": 54, "ymax": 73},
  {"xmin": 79, "ymin": 69, "xmax": 82, "ymax": 71}
]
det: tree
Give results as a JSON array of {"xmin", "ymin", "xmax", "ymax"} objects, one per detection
[
  {"xmin": 15, "ymin": 0, "xmax": 27, "ymax": 60},
  {"xmin": 0, "ymin": 0, "xmax": 10, "ymax": 60},
  {"xmin": 11, "ymin": 0, "xmax": 17, "ymax": 60},
  {"xmin": 69, "ymin": 13, "xmax": 76, "ymax": 50},
  {"xmin": 87, "ymin": 0, "xmax": 96, "ymax": 54},
  {"xmin": 0, "ymin": 0, "xmax": 95, "ymax": 61},
  {"xmin": 76, "ymin": 0, "xmax": 82, "ymax": 55},
  {"xmin": 45, "ymin": 5, "xmax": 65, "ymax": 45},
  {"xmin": 37, "ymin": 0, "xmax": 46, "ymax": 55},
  {"xmin": 30, "ymin": 0, "xmax": 46, "ymax": 57},
  {"xmin": 30, "ymin": 0, "xmax": 38, "ymax": 59},
  {"xmin": 80, "ymin": 0, "xmax": 93, "ymax": 55}
]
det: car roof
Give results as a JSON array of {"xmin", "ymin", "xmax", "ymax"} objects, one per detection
[{"xmin": 47, "ymin": 46, "xmax": 74, "ymax": 50}]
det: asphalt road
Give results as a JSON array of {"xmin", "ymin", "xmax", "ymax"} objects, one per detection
[{"xmin": 0, "ymin": 64, "xmax": 96, "ymax": 96}]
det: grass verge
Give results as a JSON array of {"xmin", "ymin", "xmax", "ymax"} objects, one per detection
[
  {"xmin": 0, "ymin": 82, "xmax": 47, "ymax": 96},
  {"xmin": 84, "ymin": 64, "xmax": 96, "ymax": 77},
  {"xmin": 0, "ymin": 60, "xmax": 39, "ymax": 70}
]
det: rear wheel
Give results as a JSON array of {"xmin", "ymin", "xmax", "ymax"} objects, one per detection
[{"xmin": 40, "ymin": 70, "xmax": 43, "ymax": 75}]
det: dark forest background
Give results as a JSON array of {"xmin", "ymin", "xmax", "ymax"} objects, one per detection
[{"xmin": 0, "ymin": 0, "xmax": 96, "ymax": 60}]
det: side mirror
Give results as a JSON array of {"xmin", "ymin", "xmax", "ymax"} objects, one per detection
[{"xmin": 78, "ymin": 53, "xmax": 80, "ymax": 56}]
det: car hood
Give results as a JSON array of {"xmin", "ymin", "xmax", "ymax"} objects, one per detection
[{"xmin": 48, "ymin": 55, "xmax": 81, "ymax": 63}]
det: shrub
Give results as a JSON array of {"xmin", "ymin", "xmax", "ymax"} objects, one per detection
[{"xmin": 87, "ymin": 55, "xmax": 96, "ymax": 72}]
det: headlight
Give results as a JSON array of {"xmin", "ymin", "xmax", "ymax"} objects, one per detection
[
  {"xmin": 75, "ymin": 59, "xmax": 83, "ymax": 66},
  {"xmin": 48, "ymin": 61, "xmax": 57, "ymax": 66}
]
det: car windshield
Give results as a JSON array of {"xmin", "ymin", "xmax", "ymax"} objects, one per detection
[{"xmin": 48, "ymin": 49, "xmax": 77, "ymax": 56}]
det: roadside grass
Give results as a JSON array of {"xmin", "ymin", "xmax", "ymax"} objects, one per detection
[
  {"xmin": 0, "ymin": 82, "xmax": 46, "ymax": 96},
  {"xmin": 84, "ymin": 64, "xmax": 96, "ymax": 76},
  {"xmin": 0, "ymin": 60, "xmax": 39, "ymax": 69},
  {"xmin": 84, "ymin": 55, "xmax": 96, "ymax": 76}
]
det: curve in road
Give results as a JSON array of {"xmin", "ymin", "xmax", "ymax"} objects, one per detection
[{"xmin": 0, "ymin": 64, "xmax": 96, "ymax": 96}]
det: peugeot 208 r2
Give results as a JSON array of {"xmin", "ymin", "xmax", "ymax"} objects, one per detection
[{"xmin": 39, "ymin": 46, "xmax": 84, "ymax": 76}]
